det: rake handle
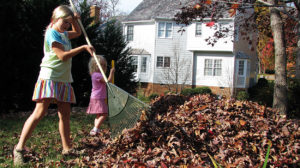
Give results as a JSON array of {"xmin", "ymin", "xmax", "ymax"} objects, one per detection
[{"xmin": 68, "ymin": 0, "xmax": 109, "ymax": 84}]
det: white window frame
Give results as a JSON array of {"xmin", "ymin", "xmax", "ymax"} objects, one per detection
[
  {"xmin": 158, "ymin": 22, "xmax": 173, "ymax": 38},
  {"xmin": 238, "ymin": 60, "xmax": 245, "ymax": 76},
  {"xmin": 234, "ymin": 25, "xmax": 239, "ymax": 41},
  {"xmin": 131, "ymin": 56, "xmax": 138, "ymax": 72},
  {"xmin": 156, "ymin": 56, "xmax": 170, "ymax": 68},
  {"xmin": 195, "ymin": 22, "xmax": 202, "ymax": 36},
  {"xmin": 219, "ymin": 22, "xmax": 226, "ymax": 31},
  {"xmin": 204, "ymin": 59, "xmax": 222, "ymax": 76},
  {"xmin": 236, "ymin": 59, "xmax": 247, "ymax": 87},
  {"xmin": 127, "ymin": 25, "xmax": 134, "ymax": 41},
  {"xmin": 140, "ymin": 56, "xmax": 147, "ymax": 73}
]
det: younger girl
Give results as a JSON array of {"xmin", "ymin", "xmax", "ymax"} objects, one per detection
[
  {"xmin": 87, "ymin": 55, "xmax": 115, "ymax": 136},
  {"xmin": 14, "ymin": 5, "xmax": 94, "ymax": 166}
]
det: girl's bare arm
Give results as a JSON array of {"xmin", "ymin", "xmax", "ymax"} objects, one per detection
[
  {"xmin": 100, "ymin": 68, "xmax": 115, "ymax": 83},
  {"xmin": 52, "ymin": 42, "xmax": 94, "ymax": 61},
  {"xmin": 67, "ymin": 13, "xmax": 81, "ymax": 40}
]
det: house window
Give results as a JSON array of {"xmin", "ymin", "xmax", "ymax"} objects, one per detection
[
  {"xmin": 127, "ymin": 25, "xmax": 134, "ymax": 41},
  {"xmin": 195, "ymin": 23, "xmax": 202, "ymax": 36},
  {"xmin": 131, "ymin": 56, "xmax": 138, "ymax": 72},
  {"xmin": 157, "ymin": 56, "xmax": 170, "ymax": 67},
  {"xmin": 158, "ymin": 22, "xmax": 173, "ymax": 38},
  {"xmin": 234, "ymin": 25, "xmax": 239, "ymax": 41},
  {"xmin": 214, "ymin": 59, "xmax": 222, "ymax": 76},
  {"xmin": 238, "ymin": 60, "xmax": 245, "ymax": 75},
  {"xmin": 204, "ymin": 59, "xmax": 222, "ymax": 76},
  {"xmin": 236, "ymin": 60, "xmax": 246, "ymax": 86},
  {"xmin": 141, "ymin": 57, "xmax": 147, "ymax": 73},
  {"xmin": 218, "ymin": 22, "xmax": 228, "ymax": 31}
]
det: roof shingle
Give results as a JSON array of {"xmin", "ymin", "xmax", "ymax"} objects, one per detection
[{"xmin": 123, "ymin": 0, "xmax": 191, "ymax": 21}]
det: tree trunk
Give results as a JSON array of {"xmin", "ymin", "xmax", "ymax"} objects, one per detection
[
  {"xmin": 269, "ymin": 0, "xmax": 288, "ymax": 115},
  {"xmin": 297, "ymin": 19, "xmax": 300, "ymax": 79},
  {"xmin": 296, "ymin": 2, "xmax": 300, "ymax": 79},
  {"xmin": 297, "ymin": 40, "xmax": 300, "ymax": 78}
]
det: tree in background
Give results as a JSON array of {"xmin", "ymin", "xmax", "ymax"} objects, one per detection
[
  {"xmin": 256, "ymin": 5, "xmax": 275, "ymax": 74},
  {"xmin": 174, "ymin": 0, "xmax": 297, "ymax": 115},
  {"xmin": 159, "ymin": 41, "xmax": 191, "ymax": 94},
  {"xmin": 73, "ymin": 0, "xmax": 124, "ymax": 22},
  {"xmin": 0, "ymin": 0, "xmax": 135, "ymax": 112},
  {"xmin": 71, "ymin": 0, "xmax": 137, "ymax": 105},
  {"xmin": 256, "ymin": 5, "xmax": 297, "ymax": 75},
  {"xmin": 70, "ymin": 0, "xmax": 100, "ymax": 106},
  {"xmin": 0, "ymin": 0, "xmax": 67, "ymax": 113},
  {"xmin": 95, "ymin": 19, "xmax": 137, "ymax": 94}
]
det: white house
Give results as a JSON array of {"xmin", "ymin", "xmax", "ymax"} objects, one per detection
[{"xmin": 122, "ymin": 0, "xmax": 258, "ymax": 97}]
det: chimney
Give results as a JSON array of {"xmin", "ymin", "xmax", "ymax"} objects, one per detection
[{"xmin": 90, "ymin": 5, "xmax": 100, "ymax": 24}]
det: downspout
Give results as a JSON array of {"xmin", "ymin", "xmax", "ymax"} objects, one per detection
[
  {"xmin": 232, "ymin": 19, "xmax": 238, "ymax": 98},
  {"xmin": 232, "ymin": 52, "xmax": 237, "ymax": 98},
  {"xmin": 152, "ymin": 19, "xmax": 157, "ymax": 93}
]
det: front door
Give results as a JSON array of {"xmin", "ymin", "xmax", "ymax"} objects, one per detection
[
  {"xmin": 138, "ymin": 55, "xmax": 150, "ymax": 82},
  {"xmin": 236, "ymin": 59, "xmax": 247, "ymax": 88}
]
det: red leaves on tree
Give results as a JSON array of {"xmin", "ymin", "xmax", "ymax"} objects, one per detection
[
  {"xmin": 205, "ymin": 0, "xmax": 212, "ymax": 5},
  {"xmin": 206, "ymin": 21, "xmax": 215, "ymax": 27},
  {"xmin": 194, "ymin": 3, "xmax": 201, "ymax": 10},
  {"xmin": 229, "ymin": 4, "xmax": 239, "ymax": 17}
]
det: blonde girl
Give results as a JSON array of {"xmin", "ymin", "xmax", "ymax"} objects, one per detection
[
  {"xmin": 14, "ymin": 5, "xmax": 94, "ymax": 166},
  {"xmin": 86, "ymin": 55, "xmax": 115, "ymax": 136}
]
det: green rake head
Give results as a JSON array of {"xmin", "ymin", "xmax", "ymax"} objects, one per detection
[{"xmin": 107, "ymin": 83, "xmax": 149, "ymax": 138}]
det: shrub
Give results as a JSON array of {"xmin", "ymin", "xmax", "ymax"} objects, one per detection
[
  {"xmin": 181, "ymin": 88, "xmax": 193, "ymax": 96},
  {"xmin": 265, "ymin": 69, "xmax": 275, "ymax": 74},
  {"xmin": 181, "ymin": 87, "xmax": 212, "ymax": 96},
  {"xmin": 164, "ymin": 90, "xmax": 175, "ymax": 95},
  {"xmin": 193, "ymin": 87, "xmax": 212, "ymax": 94},
  {"xmin": 248, "ymin": 80, "xmax": 273, "ymax": 107},
  {"xmin": 288, "ymin": 79, "xmax": 300, "ymax": 118},
  {"xmin": 257, "ymin": 78, "xmax": 269, "ymax": 88},
  {"xmin": 149, "ymin": 93, "xmax": 159, "ymax": 100},
  {"xmin": 237, "ymin": 91, "xmax": 249, "ymax": 100}
]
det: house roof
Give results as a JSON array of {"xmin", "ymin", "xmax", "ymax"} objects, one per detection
[
  {"xmin": 236, "ymin": 51, "xmax": 250, "ymax": 59},
  {"xmin": 123, "ymin": 0, "xmax": 191, "ymax": 21},
  {"xmin": 129, "ymin": 48, "xmax": 150, "ymax": 55},
  {"xmin": 123, "ymin": 0, "xmax": 235, "ymax": 22}
]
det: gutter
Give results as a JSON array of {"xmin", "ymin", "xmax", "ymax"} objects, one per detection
[{"xmin": 122, "ymin": 19, "xmax": 155, "ymax": 24}]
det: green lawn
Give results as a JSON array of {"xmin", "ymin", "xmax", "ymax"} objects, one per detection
[{"xmin": 0, "ymin": 108, "xmax": 105, "ymax": 168}]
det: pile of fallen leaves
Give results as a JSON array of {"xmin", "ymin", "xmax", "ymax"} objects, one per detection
[{"xmin": 73, "ymin": 94, "xmax": 299, "ymax": 167}]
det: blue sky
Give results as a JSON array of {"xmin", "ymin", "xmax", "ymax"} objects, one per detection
[{"xmin": 117, "ymin": 0, "xmax": 143, "ymax": 14}]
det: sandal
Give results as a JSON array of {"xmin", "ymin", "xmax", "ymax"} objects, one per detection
[
  {"xmin": 13, "ymin": 147, "xmax": 25, "ymax": 166},
  {"xmin": 89, "ymin": 129, "xmax": 100, "ymax": 136},
  {"xmin": 62, "ymin": 148, "xmax": 86, "ymax": 156}
]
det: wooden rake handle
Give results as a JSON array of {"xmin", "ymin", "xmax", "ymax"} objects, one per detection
[{"xmin": 68, "ymin": 0, "xmax": 109, "ymax": 84}]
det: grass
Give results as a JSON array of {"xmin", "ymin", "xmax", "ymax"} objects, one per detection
[
  {"xmin": 0, "ymin": 108, "xmax": 103, "ymax": 168},
  {"xmin": 137, "ymin": 90, "xmax": 151, "ymax": 103}
]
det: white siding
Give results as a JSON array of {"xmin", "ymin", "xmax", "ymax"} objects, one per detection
[
  {"xmin": 193, "ymin": 52, "xmax": 235, "ymax": 87},
  {"xmin": 122, "ymin": 16, "xmax": 257, "ymax": 89},
  {"xmin": 126, "ymin": 23, "xmax": 156, "ymax": 55},
  {"xmin": 186, "ymin": 21, "xmax": 234, "ymax": 52},
  {"xmin": 153, "ymin": 21, "xmax": 193, "ymax": 85},
  {"xmin": 124, "ymin": 22, "xmax": 156, "ymax": 83}
]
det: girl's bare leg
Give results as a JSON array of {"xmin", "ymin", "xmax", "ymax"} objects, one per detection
[
  {"xmin": 57, "ymin": 102, "xmax": 72, "ymax": 151},
  {"xmin": 94, "ymin": 114, "xmax": 107, "ymax": 129},
  {"xmin": 15, "ymin": 100, "xmax": 51, "ymax": 150}
]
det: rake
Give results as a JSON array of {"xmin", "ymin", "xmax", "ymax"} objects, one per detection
[{"xmin": 69, "ymin": 0, "xmax": 149, "ymax": 138}]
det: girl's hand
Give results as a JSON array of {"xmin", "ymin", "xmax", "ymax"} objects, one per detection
[
  {"xmin": 73, "ymin": 13, "xmax": 81, "ymax": 21},
  {"xmin": 84, "ymin": 45, "xmax": 95, "ymax": 56},
  {"xmin": 110, "ymin": 67, "xmax": 115, "ymax": 74}
]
